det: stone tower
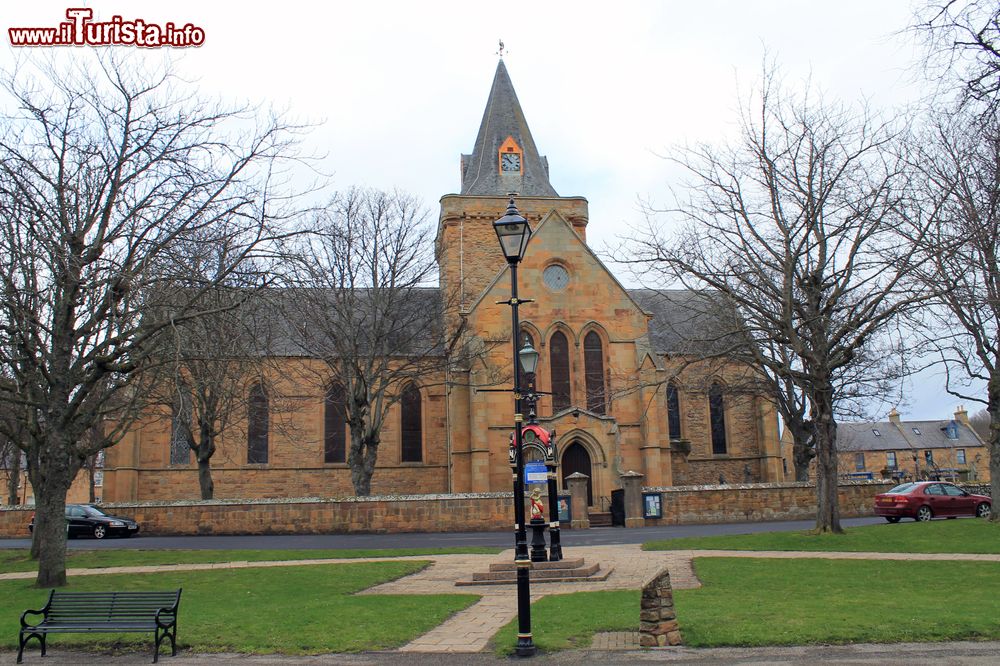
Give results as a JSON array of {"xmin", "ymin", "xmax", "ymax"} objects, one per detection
[{"xmin": 436, "ymin": 59, "xmax": 589, "ymax": 313}]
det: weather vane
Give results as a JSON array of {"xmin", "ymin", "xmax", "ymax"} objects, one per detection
[{"xmin": 497, "ymin": 39, "xmax": 505, "ymax": 57}]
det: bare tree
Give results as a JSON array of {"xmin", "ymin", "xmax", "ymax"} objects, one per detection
[
  {"xmin": 970, "ymin": 408, "xmax": 991, "ymax": 442},
  {"xmin": 0, "ymin": 54, "xmax": 308, "ymax": 586},
  {"xmin": 290, "ymin": 188, "xmax": 465, "ymax": 496},
  {"xmin": 914, "ymin": 0, "xmax": 1000, "ymax": 108},
  {"xmin": 628, "ymin": 71, "xmax": 930, "ymax": 532},
  {"xmin": 910, "ymin": 109, "xmax": 1000, "ymax": 518}
]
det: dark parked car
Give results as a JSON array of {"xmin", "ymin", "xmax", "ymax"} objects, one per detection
[
  {"xmin": 28, "ymin": 504, "xmax": 140, "ymax": 539},
  {"xmin": 874, "ymin": 481, "xmax": 991, "ymax": 523}
]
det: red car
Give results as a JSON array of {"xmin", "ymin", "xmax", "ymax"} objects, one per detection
[{"xmin": 874, "ymin": 481, "xmax": 991, "ymax": 523}]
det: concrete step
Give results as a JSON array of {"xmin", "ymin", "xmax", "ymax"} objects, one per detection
[
  {"xmin": 488, "ymin": 558, "xmax": 585, "ymax": 572},
  {"xmin": 472, "ymin": 562, "xmax": 600, "ymax": 582},
  {"xmin": 456, "ymin": 565, "xmax": 614, "ymax": 586}
]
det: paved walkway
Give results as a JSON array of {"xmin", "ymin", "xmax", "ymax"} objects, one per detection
[{"xmin": 5, "ymin": 546, "xmax": 1000, "ymax": 654}]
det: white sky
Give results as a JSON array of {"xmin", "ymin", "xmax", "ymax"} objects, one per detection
[{"xmin": 3, "ymin": 1, "xmax": 979, "ymax": 422}]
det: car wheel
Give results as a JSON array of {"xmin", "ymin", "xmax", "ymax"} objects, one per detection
[
  {"xmin": 884, "ymin": 517, "xmax": 900, "ymax": 524},
  {"xmin": 977, "ymin": 502, "xmax": 992, "ymax": 519},
  {"xmin": 93, "ymin": 525, "xmax": 107, "ymax": 539},
  {"xmin": 916, "ymin": 506, "xmax": 933, "ymax": 522}
]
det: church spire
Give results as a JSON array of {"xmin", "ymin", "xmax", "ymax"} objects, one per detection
[{"xmin": 460, "ymin": 60, "xmax": 558, "ymax": 197}]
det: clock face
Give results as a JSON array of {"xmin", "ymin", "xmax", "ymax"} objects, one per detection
[{"xmin": 501, "ymin": 152, "xmax": 521, "ymax": 172}]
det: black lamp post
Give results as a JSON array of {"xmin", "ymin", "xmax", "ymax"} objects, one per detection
[{"xmin": 494, "ymin": 197, "xmax": 535, "ymax": 658}]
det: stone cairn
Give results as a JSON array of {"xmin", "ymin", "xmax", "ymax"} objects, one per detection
[{"xmin": 639, "ymin": 567, "xmax": 683, "ymax": 647}]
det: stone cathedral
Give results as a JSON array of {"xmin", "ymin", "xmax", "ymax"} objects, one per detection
[{"xmin": 102, "ymin": 61, "xmax": 783, "ymax": 508}]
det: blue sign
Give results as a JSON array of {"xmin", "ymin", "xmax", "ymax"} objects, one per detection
[{"xmin": 524, "ymin": 461, "xmax": 548, "ymax": 485}]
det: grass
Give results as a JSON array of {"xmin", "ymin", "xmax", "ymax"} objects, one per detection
[
  {"xmin": 492, "ymin": 590, "xmax": 638, "ymax": 654},
  {"xmin": 676, "ymin": 558, "xmax": 1000, "ymax": 646},
  {"xmin": 493, "ymin": 557, "xmax": 1000, "ymax": 652},
  {"xmin": 0, "ymin": 546, "xmax": 502, "ymax": 574},
  {"xmin": 1, "ymin": 561, "xmax": 479, "ymax": 654},
  {"xmin": 643, "ymin": 518, "xmax": 1000, "ymax": 553}
]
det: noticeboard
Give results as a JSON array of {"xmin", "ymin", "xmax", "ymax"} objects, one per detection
[
  {"xmin": 524, "ymin": 461, "xmax": 548, "ymax": 485},
  {"xmin": 557, "ymin": 494, "xmax": 571, "ymax": 523},
  {"xmin": 643, "ymin": 492, "xmax": 663, "ymax": 519}
]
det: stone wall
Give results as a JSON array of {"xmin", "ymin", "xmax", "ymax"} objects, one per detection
[
  {"xmin": 640, "ymin": 567, "xmax": 682, "ymax": 647},
  {"xmin": 643, "ymin": 480, "xmax": 895, "ymax": 525},
  {"xmin": 0, "ymin": 481, "xmax": 892, "ymax": 538}
]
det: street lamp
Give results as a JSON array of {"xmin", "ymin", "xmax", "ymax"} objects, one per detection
[{"xmin": 494, "ymin": 197, "xmax": 535, "ymax": 658}]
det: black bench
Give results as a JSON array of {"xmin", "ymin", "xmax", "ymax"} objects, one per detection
[{"xmin": 18, "ymin": 589, "xmax": 182, "ymax": 663}]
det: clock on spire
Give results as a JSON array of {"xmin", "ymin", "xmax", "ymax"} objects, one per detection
[{"xmin": 498, "ymin": 136, "xmax": 522, "ymax": 174}]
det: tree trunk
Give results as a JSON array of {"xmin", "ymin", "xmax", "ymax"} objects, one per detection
[
  {"xmin": 87, "ymin": 463, "xmax": 96, "ymax": 504},
  {"xmin": 348, "ymin": 429, "xmax": 380, "ymax": 496},
  {"xmin": 196, "ymin": 427, "xmax": 216, "ymax": 500},
  {"xmin": 6, "ymin": 449, "xmax": 20, "ymax": 505},
  {"xmin": 788, "ymin": 422, "xmax": 814, "ymax": 482},
  {"xmin": 812, "ymin": 388, "xmax": 843, "ymax": 534},
  {"xmin": 988, "ymin": 379, "xmax": 1000, "ymax": 524},
  {"xmin": 33, "ymin": 479, "xmax": 70, "ymax": 587}
]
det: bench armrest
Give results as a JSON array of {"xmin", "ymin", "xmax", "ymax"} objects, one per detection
[
  {"xmin": 154, "ymin": 607, "xmax": 176, "ymax": 628},
  {"xmin": 20, "ymin": 607, "xmax": 46, "ymax": 629}
]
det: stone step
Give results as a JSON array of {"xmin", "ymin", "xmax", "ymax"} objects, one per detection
[
  {"xmin": 589, "ymin": 511, "xmax": 613, "ymax": 527},
  {"xmin": 488, "ymin": 558, "xmax": 585, "ymax": 572},
  {"xmin": 456, "ymin": 566, "xmax": 614, "ymax": 586},
  {"xmin": 472, "ymin": 562, "xmax": 600, "ymax": 582}
]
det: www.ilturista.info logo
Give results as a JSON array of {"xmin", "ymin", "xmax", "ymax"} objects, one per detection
[{"xmin": 9, "ymin": 8, "xmax": 205, "ymax": 48}]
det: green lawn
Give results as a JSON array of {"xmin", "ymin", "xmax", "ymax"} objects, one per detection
[
  {"xmin": 0, "ymin": 546, "xmax": 502, "ymax": 574},
  {"xmin": 676, "ymin": 558, "xmax": 1000, "ymax": 646},
  {"xmin": 492, "ymin": 590, "xmax": 638, "ymax": 654},
  {"xmin": 2, "ymin": 561, "xmax": 479, "ymax": 654},
  {"xmin": 493, "ymin": 557, "xmax": 1000, "ymax": 652},
  {"xmin": 643, "ymin": 518, "xmax": 1000, "ymax": 553}
]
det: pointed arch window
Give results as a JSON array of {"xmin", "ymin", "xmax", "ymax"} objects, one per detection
[
  {"xmin": 400, "ymin": 383, "xmax": 422, "ymax": 463},
  {"xmin": 169, "ymin": 387, "xmax": 192, "ymax": 466},
  {"xmin": 550, "ymin": 331, "xmax": 571, "ymax": 413},
  {"xmin": 583, "ymin": 331, "xmax": 606, "ymax": 414},
  {"xmin": 324, "ymin": 383, "xmax": 347, "ymax": 463},
  {"xmin": 667, "ymin": 383, "xmax": 682, "ymax": 440},
  {"xmin": 247, "ymin": 384, "xmax": 269, "ymax": 464},
  {"xmin": 709, "ymin": 383, "xmax": 727, "ymax": 455}
]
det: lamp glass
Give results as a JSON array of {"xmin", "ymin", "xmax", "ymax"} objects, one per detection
[{"xmin": 519, "ymin": 339, "xmax": 539, "ymax": 374}]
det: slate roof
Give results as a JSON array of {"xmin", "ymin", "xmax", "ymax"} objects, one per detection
[
  {"xmin": 460, "ymin": 60, "xmax": 558, "ymax": 197},
  {"xmin": 628, "ymin": 288, "xmax": 743, "ymax": 355},
  {"xmin": 838, "ymin": 419, "xmax": 983, "ymax": 452}
]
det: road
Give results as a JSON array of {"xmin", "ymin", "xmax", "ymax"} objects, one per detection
[{"xmin": 0, "ymin": 516, "xmax": 884, "ymax": 550}]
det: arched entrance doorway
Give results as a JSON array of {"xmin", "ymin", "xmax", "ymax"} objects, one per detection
[{"xmin": 561, "ymin": 441, "xmax": 593, "ymax": 506}]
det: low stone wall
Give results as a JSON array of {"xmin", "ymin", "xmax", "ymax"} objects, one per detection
[
  {"xmin": 0, "ymin": 481, "xmax": 894, "ymax": 538},
  {"xmin": 0, "ymin": 493, "xmax": 513, "ymax": 538},
  {"xmin": 640, "ymin": 567, "xmax": 682, "ymax": 646},
  {"xmin": 643, "ymin": 480, "xmax": 895, "ymax": 525}
]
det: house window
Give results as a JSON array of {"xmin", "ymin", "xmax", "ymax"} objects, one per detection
[
  {"xmin": 912, "ymin": 427, "xmax": 922, "ymax": 435},
  {"xmin": 854, "ymin": 452, "xmax": 865, "ymax": 471},
  {"xmin": 944, "ymin": 421, "xmax": 960, "ymax": 439},
  {"xmin": 400, "ymin": 383, "xmax": 422, "ymax": 463},
  {"xmin": 886, "ymin": 451, "xmax": 897, "ymax": 469},
  {"xmin": 169, "ymin": 388, "xmax": 192, "ymax": 466},
  {"xmin": 957, "ymin": 449, "xmax": 967, "ymax": 465},
  {"xmin": 518, "ymin": 332, "xmax": 535, "ymax": 389},
  {"xmin": 709, "ymin": 383, "xmax": 727, "ymax": 455},
  {"xmin": 924, "ymin": 450, "xmax": 934, "ymax": 465},
  {"xmin": 324, "ymin": 383, "xmax": 347, "ymax": 463},
  {"xmin": 247, "ymin": 384, "xmax": 269, "ymax": 464},
  {"xmin": 583, "ymin": 331, "xmax": 606, "ymax": 414},
  {"xmin": 666, "ymin": 383, "xmax": 681, "ymax": 440},
  {"xmin": 549, "ymin": 331, "xmax": 571, "ymax": 413},
  {"xmin": 872, "ymin": 428, "xmax": 881, "ymax": 437}
]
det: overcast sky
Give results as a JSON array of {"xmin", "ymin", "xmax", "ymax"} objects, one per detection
[{"xmin": 3, "ymin": 1, "xmax": 979, "ymax": 422}]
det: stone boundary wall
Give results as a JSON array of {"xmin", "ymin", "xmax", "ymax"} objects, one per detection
[
  {"xmin": 643, "ymin": 480, "xmax": 895, "ymax": 525},
  {"xmin": 0, "ymin": 482, "xmax": 893, "ymax": 537}
]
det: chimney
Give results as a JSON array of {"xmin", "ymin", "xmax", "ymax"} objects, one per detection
[
  {"xmin": 954, "ymin": 405, "xmax": 970, "ymax": 426},
  {"xmin": 888, "ymin": 407, "xmax": 901, "ymax": 425}
]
